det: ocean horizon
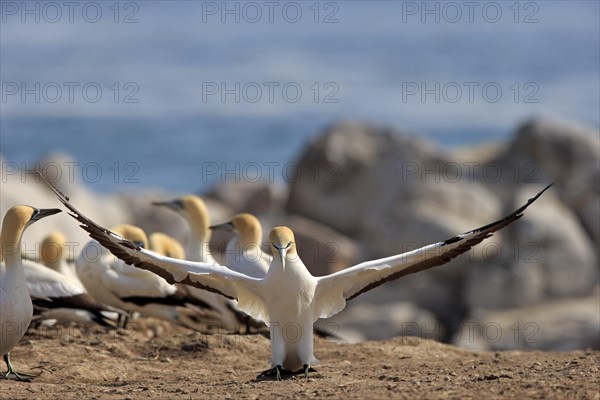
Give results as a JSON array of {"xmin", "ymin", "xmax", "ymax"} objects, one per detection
[{"xmin": 2, "ymin": 1, "xmax": 598, "ymax": 192}]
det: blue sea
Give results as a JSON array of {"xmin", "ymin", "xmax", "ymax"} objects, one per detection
[{"xmin": 1, "ymin": 1, "xmax": 598, "ymax": 192}]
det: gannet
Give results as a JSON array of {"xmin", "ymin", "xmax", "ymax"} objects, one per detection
[
  {"xmin": 0, "ymin": 205, "xmax": 61, "ymax": 380},
  {"xmin": 153, "ymin": 197, "xmax": 216, "ymax": 263},
  {"xmin": 47, "ymin": 177, "xmax": 552, "ymax": 379},
  {"xmin": 25, "ymin": 231, "xmax": 120, "ymax": 328},
  {"xmin": 210, "ymin": 213, "xmax": 271, "ymax": 278},
  {"xmin": 149, "ymin": 232, "xmax": 185, "ymax": 260},
  {"xmin": 40, "ymin": 231, "xmax": 85, "ymax": 291},
  {"xmin": 153, "ymin": 197, "xmax": 246, "ymax": 331},
  {"xmin": 75, "ymin": 224, "xmax": 220, "ymax": 330},
  {"xmin": 24, "ymin": 260, "xmax": 121, "ymax": 328},
  {"xmin": 210, "ymin": 215, "xmax": 341, "ymax": 338}
]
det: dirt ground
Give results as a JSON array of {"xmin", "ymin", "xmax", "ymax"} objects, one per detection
[{"xmin": 2, "ymin": 319, "xmax": 599, "ymax": 399}]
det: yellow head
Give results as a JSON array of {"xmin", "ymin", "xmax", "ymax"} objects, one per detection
[
  {"xmin": 211, "ymin": 213, "xmax": 262, "ymax": 246},
  {"xmin": 153, "ymin": 195, "xmax": 211, "ymax": 239},
  {"xmin": 269, "ymin": 226, "xmax": 296, "ymax": 268},
  {"xmin": 41, "ymin": 231, "xmax": 66, "ymax": 269},
  {"xmin": 149, "ymin": 232, "xmax": 185, "ymax": 259},
  {"xmin": 1, "ymin": 206, "xmax": 61, "ymax": 262},
  {"xmin": 110, "ymin": 224, "xmax": 149, "ymax": 248}
]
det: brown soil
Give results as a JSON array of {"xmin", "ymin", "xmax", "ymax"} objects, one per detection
[{"xmin": 3, "ymin": 319, "xmax": 599, "ymax": 399}]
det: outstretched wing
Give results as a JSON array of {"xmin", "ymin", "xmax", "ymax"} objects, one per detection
[
  {"xmin": 313, "ymin": 184, "xmax": 553, "ymax": 319},
  {"xmin": 40, "ymin": 172, "xmax": 268, "ymax": 322}
]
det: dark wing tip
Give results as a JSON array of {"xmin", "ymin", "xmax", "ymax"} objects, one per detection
[
  {"xmin": 37, "ymin": 170, "xmax": 131, "ymax": 246},
  {"xmin": 465, "ymin": 183, "xmax": 552, "ymax": 238},
  {"xmin": 443, "ymin": 235, "xmax": 462, "ymax": 245}
]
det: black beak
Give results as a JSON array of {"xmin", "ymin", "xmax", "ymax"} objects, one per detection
[
  {"xmin": 152, "ymin": 199, "xmax": 184, "ymax": 211},
  {"xmin": 209, "ymin": 221, "xmax": 235, "ymax": 231},
  {"xmin": 31, "ymin": 208, "xmax": 62, "ymax": 221}
]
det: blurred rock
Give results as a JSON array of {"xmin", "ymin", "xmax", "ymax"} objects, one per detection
[
  {"xmin": 287, "ymin": 121, "xmax": 444, "ymax": 238},
  {"xmin": 562, "ymin": 165, "xmax": 600, "ymax": 249},
  {"xmin": 327, "ymin": 301, "xmax": 440, "ymax": 343},
  {"xmin": 480, "ymin": 118, "xmax": 600, "ymax": 247},
  {"xmin": 286, "ymin": 121, "xmax": 501, "ymax": 258},
  {"xmin": 453, "ymin": 289, "xmax": 600, "ymax": 351},
  {"xmin": 277, "ymin": 215, "xmax": 360, "ymax": 276},
  {"xmin": 506, "ymin": 118, "xmax": 599, "ymax": 186},
  {"xmin": 464, "ymin": 186, "xmax": 598, "ymax": 311},
  {"xmin": 449, "ymin": 141, "xmax": 505, "ymax": 165},
  {"xmin": 206, "ymin": 181, "xmax": 288, "ymax": 217}
]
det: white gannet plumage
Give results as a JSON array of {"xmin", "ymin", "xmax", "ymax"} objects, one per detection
[
  {"xmin": 47, "ymin": 177, "xmax": 552, "ymax": 378},
  {"xmin": 0, "ymin": 205, "xmax": 61, "ymax": 380}
]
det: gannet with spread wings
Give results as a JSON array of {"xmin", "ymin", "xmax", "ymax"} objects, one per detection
[{"xmin": 43, "ymin": 174, "xmax": 552, "ymax": 379}]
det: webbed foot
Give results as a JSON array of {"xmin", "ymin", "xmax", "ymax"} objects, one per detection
[{"xmin": 1, "ymin": 354, "xmax": 36, "ymax": 381}]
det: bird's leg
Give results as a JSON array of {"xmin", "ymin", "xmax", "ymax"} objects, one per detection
[
  {"xmin": 245, "ymin": 315, "xmax": 251, "ymax": 334},
  {"xmin": 303, "ymin": 364, "xmax": 310, "ymax": 379},
  {"xmin": 256, "ymin": 364, "xmax": 288, "ymax": 380},
  {"xmin": 2, "ymin": 353, "xmax": 36, "ymax": 381},
  {"xmin": 118, "ymin": 312, "xmax": 131, "ymax": 329}
]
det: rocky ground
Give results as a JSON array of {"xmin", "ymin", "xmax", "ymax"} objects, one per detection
[{"xmin": 3, "ymin": 320, "xmax": 599, "ymax": 399}]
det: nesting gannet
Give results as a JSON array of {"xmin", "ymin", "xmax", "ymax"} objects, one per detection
[
  {"xmin": 153, "ymin": 197, "xmax": 245, "ymax": 331},
  {"xmin": 149, "ymin": 232, "xmax": 185, "ymax": 260},
  {"xmin": 153, "ymin": 197, "xmax": 216, "ymax": 263},
  {"xmin": 24, "ymin": 260, "xmax": 121, "ymax": 328},
  {"xmin": 75, "ymin": 224, "xmax": 220, "ymax": 330},
  {"xmin": 40, "ymin": 231, "xmax": 85, "ymax": 291},
  {"xmin": 0, "ymin": 206, "xmax": 61, "ymax": 380},
  {"xmin": 25, "ymin": 231, "xmax": 120, "ymax": 328},
  {"xmin": 47, "ymin": 177, "xmax": 552, "ymax": 379},
  {"xmin": 210, "ymin": 213, "xmax": 271, "ymax": 278}
]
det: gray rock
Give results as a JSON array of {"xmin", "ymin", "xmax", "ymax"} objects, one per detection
[
  {"xmin": 479, "ymin": 118, "xmax": 600, "ymax": 248},
  {"xmin": 286, "ymin": 121, "xmax": 501, "ymax": 258},
  {"xmin": 464, "ymin": 186, "xmax": 598, "ymax": 312},
  {"xmin": 453, "ymin": 289, "xmax": 600, "ymax": 351},
  {"xmin": 206, "ymin": 181, "xmax": 288, "ymax": 217},
  {"xmin": 286, "ymin": 121, "xmax": 447, "ymax": 239}
]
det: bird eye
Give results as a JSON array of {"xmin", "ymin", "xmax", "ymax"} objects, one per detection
[{"xmin": 286, "ymin": 241, "xmax": 292, "ymax": 249}]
